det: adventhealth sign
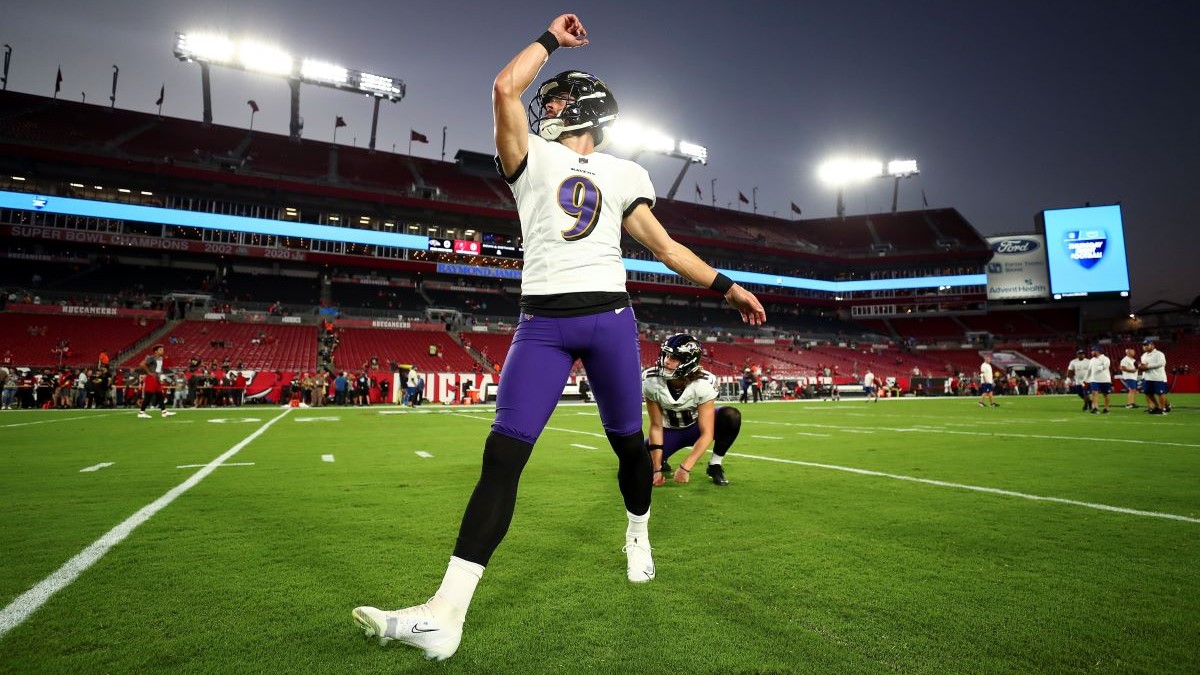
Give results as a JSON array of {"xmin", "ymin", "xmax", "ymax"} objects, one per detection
[{"xmin": 985, "ymin": 234, "xmax": 1049, "ymax": 300}]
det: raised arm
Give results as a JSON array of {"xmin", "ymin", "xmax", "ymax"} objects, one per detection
[
  {"xmin": 493, "ymin": 14, "xmax": 588, "ymax": 177},
  {"xmin": 623, "ymin": 203, "xmax": 767, "ymax": 325}
]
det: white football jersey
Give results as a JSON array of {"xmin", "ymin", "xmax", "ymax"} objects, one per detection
[
  {"xmin": 642, "ymin": 367, "xmax": 718, "ymax": 429},
  {"xmin": 505, "ymin": 133, "xmax": 655, "ymax": 296},
  {"xmin": 979, "ymin": 362, "xmax": 994, "ymax": 385},
  {"xmin": 1069, "ymin": 358, "xmax": 1092, "ymax": 384},
  {"xmin": 1141, "ymin": 349, "xmax": 1167, "ymax": 382},
  {"xmin": 1089, "ymin": 354, "xmax": 1112, "ymax": 383}
]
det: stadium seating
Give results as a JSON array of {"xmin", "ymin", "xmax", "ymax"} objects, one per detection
[
  {"xmin": 887, "ymin": 315, "xmax": 967, "ymax": 340},
  {"xmin": 331, "ymin": 281, "xmax": 427, "ymax": 314},
  {"xmin": 331, "ymin": 328, "xmax": 477, "ymax": 373},
  {"xmin": 123, "ymin": 321, "xmax": 316, "ymax": 372},
  {"xmin": 0, "ymin": 312, "xmax": 163, "ymax": 368}
]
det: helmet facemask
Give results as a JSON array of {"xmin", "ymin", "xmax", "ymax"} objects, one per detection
[
  {"xmin": 528, "ymin": 71, "xmax": 618, "ymax": 151},
  {"xmin": 657, "ymin": 334, "xmax": 702, "ymax": 379}
]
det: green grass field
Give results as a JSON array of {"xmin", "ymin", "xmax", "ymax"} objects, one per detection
[{"xmin": 1, "ymin": 395, "xmax": 1197, "ymax": 674}]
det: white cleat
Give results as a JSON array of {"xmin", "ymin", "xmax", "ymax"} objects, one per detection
[
  {"xmin": 137, "ymin": 411, "xmax": 152, "ymax": 419},
  {"xmin": 623, "ymin": 537, "xmax": 655, "ymax": 583},
  {"xmin": 161, "ymin": 410, "xmax": 176, "ymax": 417},
  {"xmin": 352, "ymin": 602, "xmax": 463, "ymax": 661}
]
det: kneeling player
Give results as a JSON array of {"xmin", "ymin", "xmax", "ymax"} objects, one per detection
[{"xmin": 643, "ymin": 334, "xmax": 741, "ymax": 487}]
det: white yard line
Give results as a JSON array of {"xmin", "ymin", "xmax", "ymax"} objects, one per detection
[
  {"xmin": 79, "ymin": 462, "xmax": 114, "ymax": 473},
  {"xmin": 175, "ymin": 462, "xmax": 256, "ymax": 469},
  {"xmin": 570, "ymin": 443, "xmax": 597, "ymax": 450},
  {"xmin": 752, "ymin": 420, "xmax": 1200, "ymax": 450},
  {"xmin": 730, "ymin": 452, "xmax": 1200, "ymax": 524},
  {"xmin": 1, "ymin": 413, "xmax": 124, "ymax": 428},
  {"xmin": 0, "ymin": 408, "xmax": 291, "ymax": 639},
  {"xmin": 415, "ymin": 451, "xmax": 433, "ymax": 458}
]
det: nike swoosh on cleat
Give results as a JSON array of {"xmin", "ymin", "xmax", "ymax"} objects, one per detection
[{"xmin": 411, "ymin": 625, "xmax": 440, "ymax": 634}]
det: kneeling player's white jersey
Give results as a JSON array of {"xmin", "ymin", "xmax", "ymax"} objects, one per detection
[{"xmin": 642, "ymin": 367, "xmax": 718, "ymax": 429}]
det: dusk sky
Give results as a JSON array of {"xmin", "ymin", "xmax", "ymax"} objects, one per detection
[{"xmin": 3, "ymin": 1, "xmax": 1198, "ymax": 307}]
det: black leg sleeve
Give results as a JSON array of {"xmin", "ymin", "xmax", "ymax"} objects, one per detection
[
  {"xmin": 452, "ymin": 431, "xmax": 534, "ymax": 566},
  {"xmin": 713, "ymin": 406, "xmax": 742, "ymax": 457},
  {"xmin": 607, "ymin": 429, "xmax": 651, "ymax": 517}
]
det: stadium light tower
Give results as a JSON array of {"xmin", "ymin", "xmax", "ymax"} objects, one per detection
[
  {"xmin": 885, "ymin": 159, "xmax": 919, "ymax": 213},
  {"xmin": 817, "ymin": 156, "xmax": 920, "ymax": 217},
  {"xmin": 817, "ymin": 157, "xmax": 883, "ymax": 219},
  {"xmin": 173, "ymin": 32, "xmax": 405, "ymax": 149},
  {"xmin": 607, "ymin": 119, "xmax": 707, "ymax": 199}
]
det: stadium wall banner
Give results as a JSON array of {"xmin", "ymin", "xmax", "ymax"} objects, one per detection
[
  {"xmin": 985, "ymin": 234, "xmax": 1049, "ymax": 300},
  {"xmin": 6, "ymin": 302, "xmax": 163, "ymax": 319}
]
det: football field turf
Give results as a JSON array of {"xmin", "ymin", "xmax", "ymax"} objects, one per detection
[{"xmin": 1, "ymin": 395, "xmax": 1197, "ymax": 674}]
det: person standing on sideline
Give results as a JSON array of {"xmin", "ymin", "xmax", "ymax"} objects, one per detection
[
  {"xmin": 137, "ymin": 344, "xmax": 176, "ymax": 419},
  {"xmin": 1138, "ymin": 338, "xmax": 1169, "ymax": 414},
  {"xmin": 1119, "ymin": 348, "xmax": 1139, "ymax": 409},
  {"xmin": 978, "ymin": 354, "xmax": 998, "ymax": 407},
  {"xmin": 1087, "ymin": 345, "xmax": 1113, "ymax": 414},
  {"xmin": 643, "ymin": 334, "xmax": 741, "ymax": 487},
  {"xmin": 1067, "ymin": 349, "xmax": 1092, "ymax": 412},
  {"xmin": 352, "ymin": 13, "xmax": 765, "ymax": 662},
  {"xmin": 863, "ymin": 368, "xmax": 878, "ymax": 403}
]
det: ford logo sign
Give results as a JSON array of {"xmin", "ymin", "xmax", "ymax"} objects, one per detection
[{"xmin": 992, "ymin": 238, "xmax": 1039, "ymax": 254}]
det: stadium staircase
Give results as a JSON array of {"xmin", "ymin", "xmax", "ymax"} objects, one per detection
[{"xmin": 119, "ymin": 319, "xmax": 180, "ymax": 366}]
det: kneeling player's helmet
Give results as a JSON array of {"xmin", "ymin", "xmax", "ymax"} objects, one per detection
[
  {"xmin": 528, "ymin": 71, "xmax": 619, "ymax": 150},
  {"xmin": 658, "ymin": 333, "xmax": 703, "ymax": 379}
]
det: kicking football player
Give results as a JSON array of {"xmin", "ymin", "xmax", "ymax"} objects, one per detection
[
  {"xmin": 352, "ymin": 13, "xmax": 766, "ymax": 662},
  {"xmin": 643, "ymin": 334, "xmax": 741, "ymax": 487}
]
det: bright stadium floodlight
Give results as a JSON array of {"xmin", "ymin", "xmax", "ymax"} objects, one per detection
[
  {"xmin": 175, "ymin": 33, "xmax": 235, "ymax": 64},
  {"xmin": 609, "ymin": 119, "xmax": 708, "ymax": 199},
  {"xmin": 174, "ymin": 31, "xmax": 405, "ymax": 147},
  {"xmin": 238, "ymin": 41, "xmax": 294, "ymax": 77},
  {"xmin": 300, "ymin": 59, "xmax": 348, "ymax": 85},
  {"xmin": 817, "ymin": 158, "xmax": 884, "ymax": 186},
  {"xmin": 818, "ymin": 157, "xmax": 883, "ymax": 218},
  {"xmin": 885, "ymin": 158, "xmax": 919, "ymax": 213},
  {"xmin": 887, "ymin": 159, "xmax": 918, "ymax": 177}
]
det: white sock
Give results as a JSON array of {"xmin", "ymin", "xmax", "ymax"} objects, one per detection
[
  {"xmin": 626, "ymin": 509, "xmax": 650, "ymax": 542},
  {"xmin": 432, "ymin": 556, "xmax": 484, "ymax": 621},
  {"xmin": 708, "ymin": 455, "xmax": 724, "ymax": 467}
]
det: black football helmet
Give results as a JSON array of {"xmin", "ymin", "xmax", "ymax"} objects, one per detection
[
  {"xmin": 528, "ymin": 70, "xmax": 619, "ymax": 150},
  {"xmin": 657, "ymin": 333, "xmax": 703, "ymax": 379}
]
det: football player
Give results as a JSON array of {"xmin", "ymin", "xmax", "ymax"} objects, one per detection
[
  {"xmin": 136, "ymin": 344, "xmax": 175, "ymax": 419},
  {"xmin": 643, "ymin": 334, "xmax": 741, "ymax": 487},
  {"xmin": 352, "ymin": 13, "xmax": 766, "ymax": 662}
]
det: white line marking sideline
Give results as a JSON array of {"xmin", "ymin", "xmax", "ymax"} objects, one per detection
[
  {"xmin": 751, "ymin": 435, "xmax": 785, "ymax": 440},
  {"xmin": 322, "ymin": 454, "xmax": 335, "ymax": 463},
  {"xmin": 730, "ymin": 452, "xmax": 1200, "ymax": 524},
  {"xmin": 79, "ymin": 463, "xmax": 114, "ymax": 473},
  {"xmin": 0, "ymin": 408, "xmax": 292, "ymax": 639},
  {"xmin": 570, "ymin": 443, "xmax": 597, "ymax": 450}
]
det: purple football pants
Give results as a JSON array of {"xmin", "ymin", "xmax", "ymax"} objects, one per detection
[{"xmin": 493, "ymin": 308, "xmax": 643, "ymax": 444}]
